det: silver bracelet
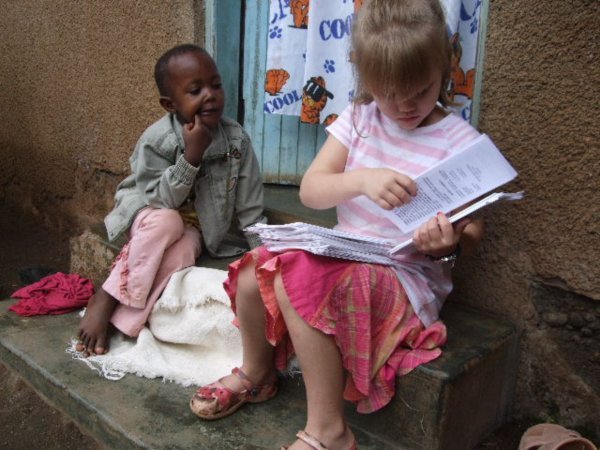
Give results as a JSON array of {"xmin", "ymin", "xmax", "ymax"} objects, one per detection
[{"xmin": 428, "ymin": 243, "xmax": 462, "ymax": 267}]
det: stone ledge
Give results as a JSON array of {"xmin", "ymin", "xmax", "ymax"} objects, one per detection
[{"xmin": 62, "ymin": 185, "xmax": 518, "ymax": 449}]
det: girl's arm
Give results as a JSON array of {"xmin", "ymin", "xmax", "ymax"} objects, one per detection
[{"xmin": 300, "ymin": 134, "xmax": 417, "ymax": 210}]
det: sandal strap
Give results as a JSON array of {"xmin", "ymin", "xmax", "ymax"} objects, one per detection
[
  {"xmin": 296, "ymin": 430, "xmax": 329, "ymax": 450},
  {"xmin": 231, "ymin": 367, "xmax": 255, "ymax": 391},
  {"xmin": 195, "ymin": 367, "xmax": 277, "ymax": 402}
]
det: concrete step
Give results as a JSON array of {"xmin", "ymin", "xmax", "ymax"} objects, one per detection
[
  {"xmin": 2, "ymin": 185, "xmax": 518, "ymax": 449},
  {"xmin": 0, "ymin": 300, "xmax": 391, "ymax": 449}
]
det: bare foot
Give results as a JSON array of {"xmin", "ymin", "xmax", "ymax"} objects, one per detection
[{"xmin": 76, "ymin": 287, "xmax": 118, "ymax": 356}]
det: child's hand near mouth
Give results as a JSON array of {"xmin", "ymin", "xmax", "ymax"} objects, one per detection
[{"xmin": 183, "ymin": 114, "xmax": 213, "ymax": 166}]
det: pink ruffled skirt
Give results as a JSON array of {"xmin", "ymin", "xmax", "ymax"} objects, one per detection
[{"xmin": 224, "ymin": 246, "xmax": 447, "ymax": 413}]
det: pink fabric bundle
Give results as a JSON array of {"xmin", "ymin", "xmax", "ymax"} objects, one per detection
[{"xmin": 10, "ymin": 272, "xmax": 94, "ymax": 316}]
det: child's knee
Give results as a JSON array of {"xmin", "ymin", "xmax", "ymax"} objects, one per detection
[
  {"xmin": 142, "ymin": 208, "xmax": 185, "ymax": 239},
  {"xmin": 236, "ymin": 263, "xmax": 261, "ymax": 302}
]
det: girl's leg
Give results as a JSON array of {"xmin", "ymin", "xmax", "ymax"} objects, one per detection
[
  {"xmin": 274, "ymin": 273, "xmax": 355, "ymax": 450},
  {"xmin": 190, "ymin": 260, "xmax": 277, "ymax": 417},
  {"xmin": 217, "ymin": 261, "xmax": 276, "ymax": 388}
]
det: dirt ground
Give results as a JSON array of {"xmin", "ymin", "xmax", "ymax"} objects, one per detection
[
  {"xmin": 0, "ymin": 204, "xmax": 530, "ymax": 449},
  {"xmin": 0, "ymin": 204, "xmax": 103, "ymax": 449}
]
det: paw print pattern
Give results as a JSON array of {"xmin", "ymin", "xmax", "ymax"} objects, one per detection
[
  {"xmin": 269, "ymin": 26, "xmax": 283, "ymax": 39},
  {"xmin": 460, "ymin": 2, "xmax": 481, "ymax": 35},
  {"xmin": 470, "ymin": 17, "xmax": 478, "ymax": 34},
  {"xmin": 323, "ymin": 59, "xmax": 336, "ymax": 74}
]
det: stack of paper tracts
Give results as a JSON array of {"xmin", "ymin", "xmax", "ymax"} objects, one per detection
[{"xmin": 247, "ymin": 134, "xmax": 523, "ymax": 262}]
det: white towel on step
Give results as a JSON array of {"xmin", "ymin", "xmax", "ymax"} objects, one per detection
[{"xmin": 68, "ymin": 266, "xmax": 242, "ymax": 387}]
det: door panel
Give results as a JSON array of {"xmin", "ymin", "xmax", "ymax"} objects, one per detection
[
  {"xmin": 209, "ymin": 1, "xmax": 488, "ymax": 184},
  {"xmin": 243, "ymin": 1, "xmax": 326, "ymax": 185},
  {"xmin": 204, "ymin": 0, "xmax": 242, "ymax": 121}
]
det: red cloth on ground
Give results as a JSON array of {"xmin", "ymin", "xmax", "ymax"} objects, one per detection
[{"xmin": 9, "ymin": 272, "xmax": 94, "ymax": 316}]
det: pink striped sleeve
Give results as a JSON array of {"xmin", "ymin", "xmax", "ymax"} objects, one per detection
[
  {"xmin": 326, "ymin": 104, "xmax": 354, "ymax": 148},
  {"xmin": 445, "ymin": 115, "xmax": 480, "ymax": 149}
]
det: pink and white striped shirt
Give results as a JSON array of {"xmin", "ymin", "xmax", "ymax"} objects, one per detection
[{"xmin": 327, "ymin": 102, "xmax": 480, "ymax": 326}]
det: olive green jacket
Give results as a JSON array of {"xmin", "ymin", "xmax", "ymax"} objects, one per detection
[{"xmin": 104, "ymin": 113, "xmax": 266, "ymax": 257}]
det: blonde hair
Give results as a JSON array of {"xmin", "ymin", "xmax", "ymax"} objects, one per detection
[{"xmin": 351, "ymin": 0, "xmax": 454, "ymax": 106}]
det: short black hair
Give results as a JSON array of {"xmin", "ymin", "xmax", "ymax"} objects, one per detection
[{"xmin": 154, "ymin": 44, "xmax": 208, "ymax": 97}]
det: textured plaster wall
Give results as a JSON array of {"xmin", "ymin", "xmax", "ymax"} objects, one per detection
[
  {"xmin": 0, "ymin": 0, "xmax": 204, "ymax": 231},
  {"xmin": 452, "ymin": 0, "xmax": 599, "ymax": 436},
  {"xmin": 0, "ymin": 0, "xmax": 598, "ymax": 438}
]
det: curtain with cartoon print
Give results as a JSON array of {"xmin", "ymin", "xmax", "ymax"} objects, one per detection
[{"xmin": 264, "ymin": 0, "xmax": 485, "ymax": 124}]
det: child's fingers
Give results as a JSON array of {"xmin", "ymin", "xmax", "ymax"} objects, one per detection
[
  {"xmin": 191, "ymin": 113, "xmax": 201, "ymax": 129},
  {"xmin": 427, "ymin": 215, "xmax": 444, "ymax": 239},
  {"xmin": 414, "ymin": 216, "xmax": 439, "ymax": 247},
  {"xmin": 452, "ymin": 217, "xmax": 472, "ymax": 236},
  {"xmin": 384, "ymin": 185, "xmax": 412, "ymax": 208},
  {"xmin": 436, "ymin": 212, "xmax": 454, "ymax": 239},
  {"xmin": 382, "ymin": 175, "xmax": 417, "ymax": 207},
  {"xmin": 395, "ymin": 174, "xmax": 418, "ymax": 197}
]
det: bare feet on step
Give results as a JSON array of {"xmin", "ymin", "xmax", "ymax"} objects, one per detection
[{"xmin": 76, "ymin": 287, "xmax": 118, "ymax": 356}]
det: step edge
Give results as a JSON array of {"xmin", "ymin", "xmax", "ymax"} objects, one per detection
[{"xmin": 0, "ymin": 336, "xmax": 149, "ymax": 450}]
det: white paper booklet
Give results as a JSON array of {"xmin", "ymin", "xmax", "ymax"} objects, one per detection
[
  {"xmin": 388, "ymin": 191, "xmax": 524, "ymax": 254},
  {"xmin": 386, "ymin": 134, "xmax": 518, "ymax": 234},
  {"xmin": 246, "ymin": 222, "xmax": 398, "ymax": 265},
  {"xmin": 247, "ymin": 134, "xmax": 522, "ymax": 262},
  {"xmin": 247, "ymin": 191, "xmax": 523, "ymax": 262}
]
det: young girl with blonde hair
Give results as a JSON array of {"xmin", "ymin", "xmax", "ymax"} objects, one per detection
[{"xmin": 190, "ymin": 1, "xmax": 485, "ymax": 448}]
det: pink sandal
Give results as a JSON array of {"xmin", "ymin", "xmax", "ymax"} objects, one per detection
[
  {"xmin": 189, "ymin": 367, "xmax": 278, "ymax": 420},
  {"xmin": 519, "ymin": 423, "xmax": 597, "ymax": 450},
  {"xmin": 281, "ymin": 430, "xmax": 358, "ymax": 450}
]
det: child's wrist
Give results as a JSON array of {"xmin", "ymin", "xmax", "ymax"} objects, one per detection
[
  {"xmin": 426, "ymin": 243, "xmax": 461, "ymax": 265},
  {"xmin": 183, "ymin": 147, "xmax": 203, "ymax": 167}
]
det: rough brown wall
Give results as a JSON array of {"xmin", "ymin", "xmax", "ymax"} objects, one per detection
[
  {"xmin": 452, "ymin": 0, "xmax": 599, "ymax": 436},
  {"xmin": 0, "ymin": 0, "xmax": 204, "ymax": 232}
]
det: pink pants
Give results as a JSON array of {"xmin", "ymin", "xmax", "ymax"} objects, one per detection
[{"xmin": 103, "ymin": 208, "xmax": 201, "ymax": 337}]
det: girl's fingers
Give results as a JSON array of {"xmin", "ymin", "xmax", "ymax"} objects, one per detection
[
  {"xmin": 396, "ymin": 175, "xmax": 417, "ymax": 197},
  {"xmin": 427, "ymin": 216, "xmax": 443, "ymax": 239},
  {"xmin": 387, "ymin": 181, "xmax": 416, "ymax": 207},
  {"xmin": 453, "ymin": 217, "xmax": 472, "ymax": 236},
  {"xmin": 436, "ymin": 212, "xmax": 453, "ymax": 239}
]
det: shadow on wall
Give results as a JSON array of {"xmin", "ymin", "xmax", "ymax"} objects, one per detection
[{"xmin": 528, "ymin": 281, "xmax": 599, "ymax": 441}]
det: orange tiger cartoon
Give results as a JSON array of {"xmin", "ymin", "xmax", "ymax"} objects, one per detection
[
  {"xmin": 354, "ymin": 0, "xmax": 363, "ymax": 13},
  {"xmin": 265, "ymin": 69, "xmax": 291, "ymax": 96},
  {"xmin": 449, "ymin": 33, "xmax": 475, "ymax": 100},
  {"xmin": 291, "ymin": 0, "xmax": 309, "ymax": 29},
  {"xmin": 301, "ymin": 76, "xmax": 333, "ymax": 124}
]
